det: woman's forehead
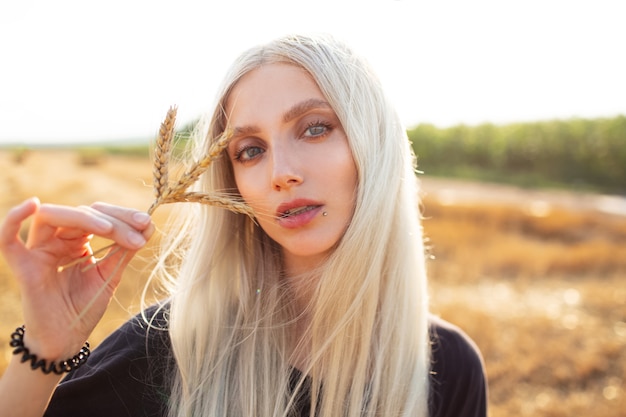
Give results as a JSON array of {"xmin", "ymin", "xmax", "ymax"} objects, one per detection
[{"xmin": 224, "ymin": 63, "xmax": 330, "ymax": 124}]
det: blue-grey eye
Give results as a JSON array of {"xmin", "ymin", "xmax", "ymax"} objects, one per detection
[
  {"xmin": 236, "ymin": 146, "xmax": 264, "ymax": 161},
  {"xmin": 244, "ymin": 147, "xmax": 263, "ymax": 158},
  {"xmin": 305, "ymin": 122, "xmax": 332, "ymax": 137},
  {"xmin": 307, "ymin": 125, "xmax": 326, "ymax": 136}
]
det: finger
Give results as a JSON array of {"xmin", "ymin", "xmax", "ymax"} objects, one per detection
[
  {"xmin": 90, "ymin": 202, "xmax": 152, "ymax": 230},
  {"xmin": 0, "ymin": 197, "xmax": 40, "ymax": 257},
  {"xmin": 27, "ymin": 203, "xmax": 147, "ymax": 260},
  {"xmin": 83, "ymin": 204, "xmax": 153, "ymax": 250},
  {"xmin": 82, "ymin": 218, "xmax": 152, "ymax": 269},
  {"xmin": 29, "ymin": 204, "xmax": 113, "ymax": 247}
]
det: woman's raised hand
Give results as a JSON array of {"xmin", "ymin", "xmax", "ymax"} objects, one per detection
[{"xmin": 0, "ymin": 197, "xmax": 154, "ymax": 362}]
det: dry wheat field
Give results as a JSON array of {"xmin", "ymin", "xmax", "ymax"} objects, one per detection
[{"xmin": 1, "ymin": 149, "xmax": 625, "ymax": 416}]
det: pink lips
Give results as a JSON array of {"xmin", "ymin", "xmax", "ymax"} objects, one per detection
[{"xmin": 276, "ymin": 199, "xmax": 323, "ymax": 229}]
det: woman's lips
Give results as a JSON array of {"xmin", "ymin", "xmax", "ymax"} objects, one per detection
[
  {"xmin": 279, "ymin": 205, "xmax": 319, "ymax": 218},
  {"xmin": 276, "ymin": 200, "xmax": 323, "ymax": 229}
]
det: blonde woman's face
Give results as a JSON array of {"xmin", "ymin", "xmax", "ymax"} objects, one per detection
[{"xmin": 226, "ymin": 63, "xmax": 357, "ymax": 274}]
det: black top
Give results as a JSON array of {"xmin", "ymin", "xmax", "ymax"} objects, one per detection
[{"xmin": 44, "ymin": 306, "xmax": 487, "ymax": 417}]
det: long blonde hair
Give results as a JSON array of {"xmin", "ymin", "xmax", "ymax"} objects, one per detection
[{"xmin": 154, "ymin": 33, "xmax": 430, "ymax": 417}]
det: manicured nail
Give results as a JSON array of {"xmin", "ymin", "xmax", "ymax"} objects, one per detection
[{"xmin": 132, "ymin": 212, "xmax": 151, "ymax": 225}]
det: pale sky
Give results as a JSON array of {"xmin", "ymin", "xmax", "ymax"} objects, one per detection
[{"xmin": 0, "ymin": 0, "xmax": 624, "ymax": 145}]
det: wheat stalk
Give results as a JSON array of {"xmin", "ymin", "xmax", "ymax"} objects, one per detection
[
  {"xmin": 146, "ymin": 107, "xmax": 253, "ymax": 216},
  {"xmin": 165, "ymin": 192, "xmax": 254, "ymax": 216},
  {"xmin": 64, "ymin": 106, "xmax": 254, "ymax": 326},
  {"xmin": 60, "ymin": 107, "xmax": 254, "ymax": 272}
]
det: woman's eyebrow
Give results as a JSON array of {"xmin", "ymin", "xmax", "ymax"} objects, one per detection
[
  {"xmin": 230, "ymin": 98, "xmax": 332, "ymax": 139},
  {"xmin": 282, "ymin": 98, "xmax": 332, "ymax": 123},
  {"xmin": 231, "ymin": 125, "xmax": 260, "ymax": 139}
]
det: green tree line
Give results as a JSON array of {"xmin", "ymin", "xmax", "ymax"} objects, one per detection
[{"xmin": 408, "ymin": 115, "xmax": 626, "ymax": 194}]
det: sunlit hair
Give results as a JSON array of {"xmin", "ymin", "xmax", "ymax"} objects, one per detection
[{"xmin": 151, "ymin": 33, "xmax": 430, "ymax": 417}]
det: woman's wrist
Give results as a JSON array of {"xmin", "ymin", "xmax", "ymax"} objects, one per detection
[{"xmin": 10, "ymin": 326, "xmax": 90, "ymax": 375}]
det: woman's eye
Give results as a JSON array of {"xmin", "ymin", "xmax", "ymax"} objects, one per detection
[
  {"xmin": 235, "ymin": 146, "xmax": 264, "ymax": 162},
  {"xmin": 304, "ymin": 123, "xmax": 331, "ymax": 138}
]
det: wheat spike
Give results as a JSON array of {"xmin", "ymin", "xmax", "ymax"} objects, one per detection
[
  {"xmin": 61, "ymin": 107, "xmax": 252, "ymax": 273},
  {"xmin": 165, "ymin": 129, "xmax": 232, "ymax": 198},
  {"xmin": 153, "ymin": 106, "xmax": 177, "ymax": 199},
  {"xmin": 207, "ymin": 127, "xmax": 233, "ymax": 160},
  {"xmin": 148, "ymin": 111, "xmax": 247, "ymax": 215},
  {"xmin": 64, "ymin": 107, "xmax": 254, "ymax": 326}
]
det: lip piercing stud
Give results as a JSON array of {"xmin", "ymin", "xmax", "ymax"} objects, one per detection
[{"xmin": 322, "ymin": 212, "xmax": 328, "ymax": 216}]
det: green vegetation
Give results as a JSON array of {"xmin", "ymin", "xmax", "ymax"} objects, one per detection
[
  {"xmin": 63, "ymin": 133, "xmax": 188, "ymax": 161},
  {"xmin": 408, "ymin": 115, "xmax": 626, "ymax": 194}
]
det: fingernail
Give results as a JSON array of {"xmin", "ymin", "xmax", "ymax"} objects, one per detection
[
  {"xmin": 128, "ymin": 232, "xmax": 146, "ymax": 248},
  {"xmin": 132, "ymin": 212, "xmax": 151, "ymax": 225}
]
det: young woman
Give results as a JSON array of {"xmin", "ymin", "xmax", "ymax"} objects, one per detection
[{"xmin": 0, "ymin": 34, "xmax": 487, "ymax": 417}]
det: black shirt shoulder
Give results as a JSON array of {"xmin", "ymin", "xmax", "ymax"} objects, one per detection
[
  {"xmin": 429, "ymin": 315, "xmax": 488, "ymax": 417},
  {"xmin": 44, "ymin": 308, "xmax": 486, "ymax": 417},
  {"xmin": 44, "ymin": 305, "xmax": 173, "ymax": 417}
]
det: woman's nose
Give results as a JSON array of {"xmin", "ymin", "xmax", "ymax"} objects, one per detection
[{"xmin": 270, "ymin": 144, "xmax": 303, "ymax": 191}]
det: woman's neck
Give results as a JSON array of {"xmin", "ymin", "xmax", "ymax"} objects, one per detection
[
  {"xmin": 283, "ymin": 251, "xmax": 325, "ymax": 314},
  {"xmin": 283, "ymin": 257, "xmax": 323, "ymax": 372}
]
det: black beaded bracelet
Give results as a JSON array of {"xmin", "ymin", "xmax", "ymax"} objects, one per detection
[{"xmin": 9, "ymin": 326, "xmax": 90, "ymax": 375}]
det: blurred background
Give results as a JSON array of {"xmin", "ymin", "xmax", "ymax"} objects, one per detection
[
  {"xmin": 1, "ymin": 0, "xmax": 625, "ymax": 145},
  {"xmin": 1, "ymin": 1, "xmax": 625, "ymax": 416}
]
